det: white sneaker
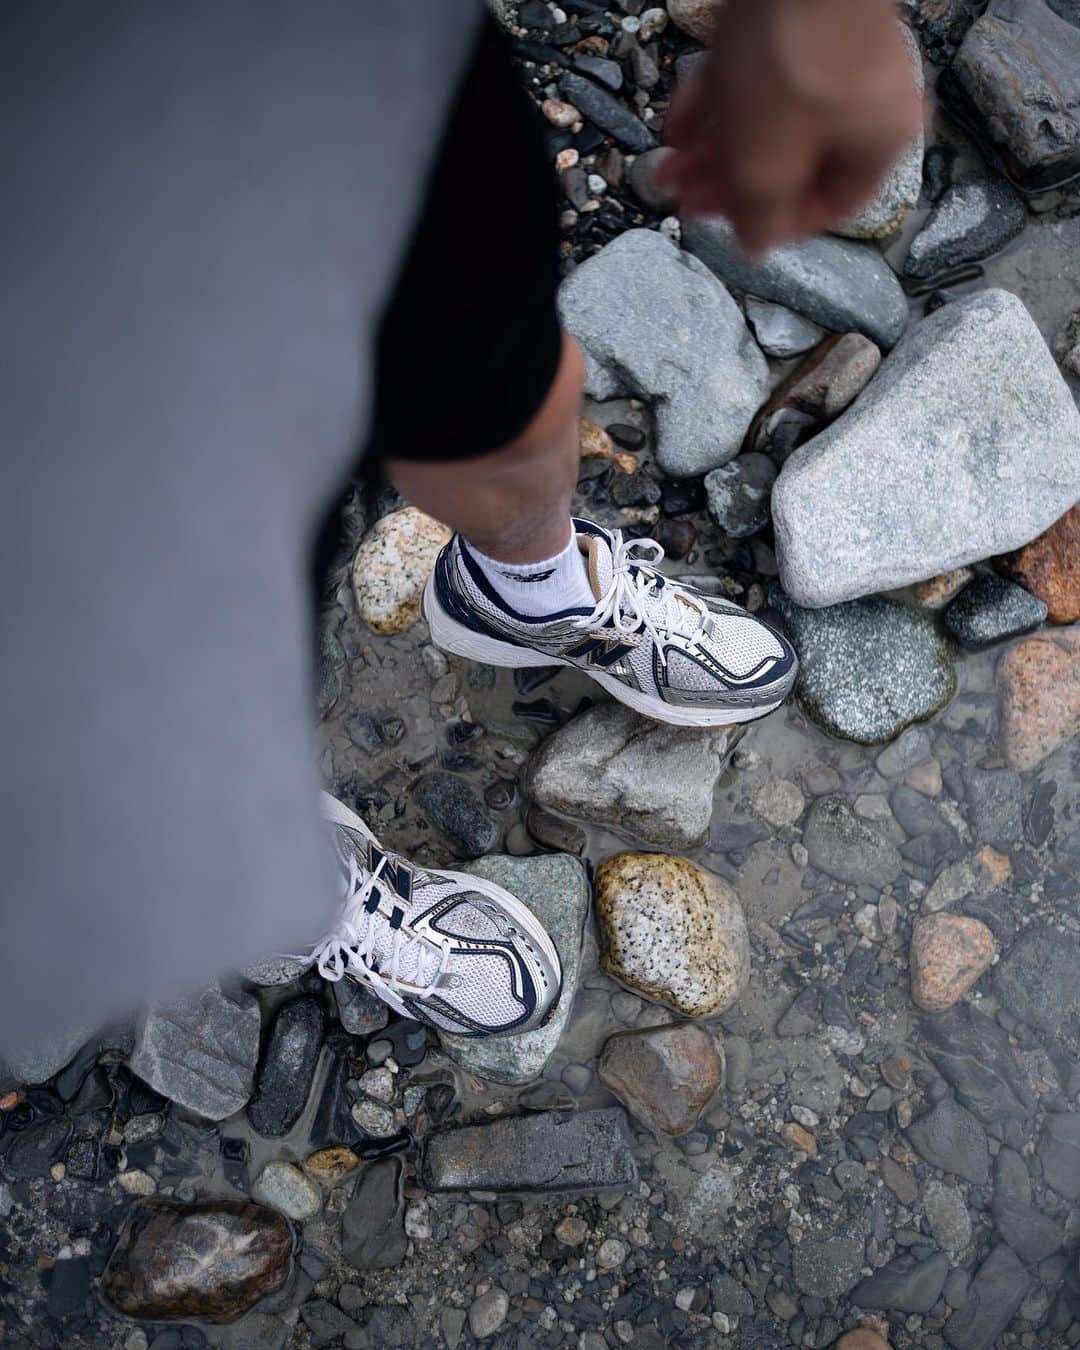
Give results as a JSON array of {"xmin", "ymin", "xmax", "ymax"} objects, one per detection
[
  {"xmin": 311, "ymin": 792, "xmax": 561, "ymax": 1038},
  {"xmin": 423, "ymin": 517, "xmax": 797, "ymax": 726}
]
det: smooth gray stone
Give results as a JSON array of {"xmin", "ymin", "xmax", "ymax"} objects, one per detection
[
  {"xmin": 440, "ymin": 854, "xmax": 589, "ymax": 1085},
  {"xmin": 904, "ymin": 175, "xmax": 1027, "ymax": 280},
  {"xmin": 130, "ymin": 985, "xmax": 261, "ymax": 1120},
  {"xmin": 558, "ymin": 229, "xmax": 770, "ymax": 477},
  {"xmin": 994, "ymin": 925, "xmax": 1080, "ymax": 1034},
  {"xmin": 1037, "ymin": 1113, "xmax": 1080, "ymax": 1200},
  {"xmin": 422, "ymin": 1108, "xmax": 638, "ymax": 1193},
  {"xmin": 908, "ymin": 1098, "xmax": 989, "ymax": 1184},
  {"xmin": 704, "ymin": 453, "xmax": 776, "ymax": 539},
  {"xmin": 944, "ymin": 574, "xmax": 1047, "ymax": 649},
  {"xmin": 792, "ymin": 1235, "xmax": 864, "ymax": 1297},
  {"xmin": 852, "ymin": 1252, "xmax": 949, "ymax": 1313},
  {"xmin": 743, "ymin": 297, "xmax": 825, "ymax": 358},
  {"xmin": 557, "ymin": 72, "xmax": 655, "ymax": 153},
  {"xmin": 772, "ymin": 290, "xmax": 1080, "ymax": 608},
  {"xmin": 572, "ymin": 55, "xmax": 622, "ymax": 93},
  {"xmin": 992, "ymin": 1196, "xmax": 1064, "ymax": 1263},
  {"xmin": 681, "ymin": 216, "xmax": 908, "ymax": 348},
  {"xmin": 943, "ymin": 1244, "xmax": 1032, "ymax": 1350},
  {"xmin": 920, "ymin": 1004, "xmax": 1034, "ymax": 1123},
  {"xmin": 803, "ymin": 796, "xmax": 902, "ymax": 888},
  {"xmin": 341, "ymin": 1156, "xmax": 406, "ymax": 1270}
]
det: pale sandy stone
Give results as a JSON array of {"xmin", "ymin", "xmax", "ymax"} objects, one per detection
[{"xmin": 351, "ymin": 507, "xmax": 450, "ymax": 637}]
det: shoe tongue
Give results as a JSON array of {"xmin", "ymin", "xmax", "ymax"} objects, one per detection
[{"xmin": 580, "ymin": 531, "xmax": 613, "ymax": 602}]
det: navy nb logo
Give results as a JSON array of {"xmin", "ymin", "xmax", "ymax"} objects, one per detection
[{"xmin": 368, "ymin": 845, "xmax": 413, "ymax": 902}]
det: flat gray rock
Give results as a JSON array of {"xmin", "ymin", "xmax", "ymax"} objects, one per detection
[
  {"xmin": 422, "ymin": 1108, "xmax": 638, "ymax": 1194},
  {"xmin": 772, "ymin": 290, "xmax": 1080, "ymax": 607},
  {"xmin": 852, "ymin": 1252, "xmax": 949, "ymax": 1314},
  {"xmin": 994, "ymin": 925, "xmax": 1080, "ymax": 1033},
  {"xmin": 557, "ymin": 72, "xmax": 655, "ymax": 154},
  {"xmin": 558, "ymin": 229, "xmax": 770, "ymax": 477},
  {"xmin": 440, "ymin": 853, "xmax": 589, "ymax": 1085},
  {"xmin": 743, "ymin": 297, "xmax": 825, "ymax": 358},
  {"xmin": 130, "ymin": 985, "xmax": 261, "ymax": 1121},
  {"xmin": 907, "ymin": 1097, "xmax": 989, "ymax": 1184},
  {"xmin": 904, "ymin": 175, "xmax": 1027, "ymax": 281},
  {"xmin": 943, "ymin": 1244, "xmax": 1032, "ymax": 1350},
  {"xmin": 770, "ymin": 588, "xmax": 956, "ymax": 744},
  {"xmin": 681, "ymin": 217, "xmax": 908, "ymax": 348},
  {"xmin": 240, "ymin": 955, "xmax": 310, "ymax": 987},
  {"xmin": 803, "ymin": 796, "xmax": 902, "ymax": 888},
  {"xmin": 528, "ymin": 701, "xmax": 741, "ymax": 850}
]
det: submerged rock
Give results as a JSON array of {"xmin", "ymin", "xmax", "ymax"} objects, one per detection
[
  {"xmin": 101, "ymin": 1199, "xmax": 293, "ymax": 1322},
  {"xmin": 412, "ymin": 771, "xmax": 498, "ymax": 859},
  {"xmin": 772, "ymin": 291, "xmax": 1080, "ymax": 608},
  {"xmin": 792, "ymin": 1234, "xmax": 864, "ymax": 1298},
  {"xmin": 598, "ymin": 1023, "xmax": 724, "ymax": 1136},
  {"xmin": 994, "ymin": 924, "xmax": 1080, "ymax": 1034},
  {"xmin": 440, "ymin": 853, "xmax": 589, "ymax": 1085},
  {"xmin": 997, "ymin": 628, "xmax": 1080, "ymax": 770},
  {"xmin": 942, "ymin": 0, "xmax": 1080, "ymax": 194},
  {"xmin": 1038, "ymin": 1112, "xmax": 1080, "ymax": 1199},
  {"xmin": 681, "ymin": 217, "xmax": 908, "ymax": 348},
  {"xmin": 130, "ymin": 986, "xmax": 261, "ymax": 1121},
  {"xmin": 247, "ymin": 995, "xmax": 325, "ymax": 1138},
  {"xmin": 943, "ymin": 574, "xmax": 1047, "ymax": 648},
  {"xmin": 943, "ymin": 1244, "xmax": 1032, "ymax": 1350},
  {"xmin": 529, "ymin": 702, "xmax": 739, "ymax": 850},
  {"xmin": 852, "ymin": 1252, "xmax": 949, "ymax": 1313},
  {"xmin": 251, "ymin": 1160, "xmax": 321, "ymax": 1221},
  {"xmin": 422, "ymin": 1108, "xmax": 638, "ymax": 1193},
  {"xmin": 907, "ymin": 1097, "xmax": 989, "ymax": 1184},
  {"xmin": 803, "ymin": 796, "xmax": 902, "ymax": 888},
  {"xmin": 770, "ymin": 588, "xmax": 956, "ymax": 744},
  {"xmin": 558, "ymin": 229, "xmax": 770, "ymax": 477},
  {"xmin": 595, "ymin": 852, "xmax": 750, "ymax": 1018},
  {"xmin": 341, "ymin": 1156, "xmax": 407, "ymax": 1270},
  {"xmin": 910, "ymin": 914, "xmax": 995, "ymax": 1011},
  {"xmin": 999, "ymin": 503, "xmax": 1080, "ymax": 625},
  {"xmin": 351, "ymin": 507, "xmax": 450, "ymax": 637},
  {"xmin": 903, "ymin": 175, "xmax": 1027, "ymax": 281}
]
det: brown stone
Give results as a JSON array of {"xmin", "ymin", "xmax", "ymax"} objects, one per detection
[
  {"xmin": 667, "ymin": 0, "xmax": 718, "ymax": 42},
  {"xmin": 304, "ymin": 1146, "xmax": 361, "ymax": 1189},
  {"xmin": 101, "ymin": 1199, "xmax": 293, "ymax": 1323},
  {"xmin": 998, "ymin": 629, "xmax": 1080, "ymax": 771},
  {"xmin": 782, "ymin": 1122, "xmax": 818, "ymax": 1158},
  {"xmin": 578, "ymin": 418, "xmax": 635, "ymax": 474},
  {"xmin": 910, "ymin": 914, "xmax": 996, "ymax": 1012},
  {"xmin": 598, "ymin": 1022, "xmax": 724, "ymax": 1136},
  {"xmin": 879, "ymin": 1156, "xmax": 919, "ymax": 1205},
  {"xmin": 1000, "ymin": 505, "xmax": 1080, "ymax": 624},
  {"xmin": 836, "ymin": 1330, "xmax": 891, "ymax": 1350},
  {"xmin": 915, "ymin": 567, "xmax": 974, "ymax": 610},
  {"xmin": 743, "ymin": 333, "xmax": 881, "ymax": 460}
]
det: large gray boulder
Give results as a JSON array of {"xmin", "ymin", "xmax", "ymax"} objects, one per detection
[
  {"xmin": 773, "ymin": 289, "xmax": 1080, "ymax": 608},
  {"xmin": 681, "ymin": 217, "xmax": 908, "ymax": 348},
  {"xmin": 557, "ymin": 229, "xmax": 770, "ymax": 477}
]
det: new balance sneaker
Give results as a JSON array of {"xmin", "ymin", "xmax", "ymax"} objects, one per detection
[
  {"xmin": 311, "ymin": 792, "xmax": 561, "ymax": 1038},
  {"xmin": 423, "ymin": 518, "xmax": 797, "ymax": 727}
]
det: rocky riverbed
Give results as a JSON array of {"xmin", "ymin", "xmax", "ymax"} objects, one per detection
[{"xmin": 4, "ymin": 2, "xmax": 1080, "ymax": 1348}]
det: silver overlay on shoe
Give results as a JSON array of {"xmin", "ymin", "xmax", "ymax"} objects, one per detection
[
  {"xmin": 311, "ymin": 792, "xmax": 562, "ymax": 1038},
  {"xmin": 423, "ymin": 517, "xmax": 797, "ymax": 726}
]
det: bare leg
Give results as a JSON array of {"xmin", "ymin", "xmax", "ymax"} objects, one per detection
[{"xmin": 385, "ymin": 333, "xmax": 584, "ymax": 562}]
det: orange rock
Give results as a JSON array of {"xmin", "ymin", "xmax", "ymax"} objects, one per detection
[
  {"xmin": 578, "ymin": 418, "xmax": 636, "ymax": 474},
  {"xmin": 782, "ymin": 1122, "xmax": 818, "ymax": 1157},
  {"xmin": 915, "ymin": 567, "xmax": 974, "ymax": 610},
  {"xmin": 910, "ymin": 914, "xmax": 996, "ymax": 1012},
  {"xmin": 836, "ymin": 1329, "xmax": 891, "ymax": 1350},
  {"xmin": 974, "ymin": 845, "xmax": 1012, "ymax": 889},
  {"xmin": 998, "ymin": 632, "xmax": 1080, "ymax": 771},
  {"xmin": 1000, "ymin": 504, "xmax": 1080, "ymax": 624}
]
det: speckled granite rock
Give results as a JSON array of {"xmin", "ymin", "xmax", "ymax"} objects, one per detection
[
  {"xmin": 792, "ymin": 1234, "xmax": 864, "ymax": 1297},
  {"xmin": 251, "ymin": 1160, "xmax": 321, "ymax": 1221},
  {"xmin": 997, "ymin": 628, "xmax": 1080, "ymax": 770},
  {"xmin": 557, "ymin": 229, "xmax": 770, "ymax": 477},
  {"xmin": 441, "ymin": 853, "xmax": 589, "ymax": 1085},
  {"xmin": 101, "ymin": 1199, "xmax": 293, "ymax": 1322},
  {"xmin": 598, "ymin": 1022, "xmax": 724, "ymax": 1135},
  {"xmin": 1000, "ymin": 504, "xmax": 1080, "ymax": 624},
  {"xmin": 910, "ymin": 914, "xmax": 996, "ymax": 1011},
  {"xmin": 130, "ymin": 985, "xmax": 261, "ymax": 1121},
  {"xmin": 943, "ymin": 574, "xmax": 1047, "ymax": 648},
  {"xmin": 595, "ymin": 852, "xmax": 750, "ymax": 1017},
  {"xmin": 770, "ymin": 588, "xmax": 956, "ymax": 744},
  {"xmin": 682, "ymin": 217, "xmax": 908, "ymax": 348},
  {"xmin": 351, "ymin": 507, "xmax": 450, "ymax": 636},
  {"xmin": 240, "ymin": 955, "xmax": 311, "ymax": 987},
  {"xmin": 773, "ymin": 291, "xmax": 1080, "ymax": 607},
  {"xmin": 1056, "ymin": 307, "xmax": 1080, "ymax": 377},
  {"xmin": 529, "ymin": 702, "xmax": 740, "ymax": 850},
  {"xmin": 904, "ymin": 175, "xmax": 1027, "ymax": 280},
  {"xmin": 246, "ymin": 994, "xmax": 325, "ymax": 1137}
]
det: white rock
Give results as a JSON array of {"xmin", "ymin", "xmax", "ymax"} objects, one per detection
[
  {"xmin": 251, "ymin": 1160, "xmax": 322, "ymax": 1221},
  {"xmin": 351, "ymin": 507, "xmax": 450, "ymax": 636}
]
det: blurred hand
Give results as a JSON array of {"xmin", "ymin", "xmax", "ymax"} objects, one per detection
[{"xmin": 658, "ymin": 0, "xmax": 923, "ymax": 254}]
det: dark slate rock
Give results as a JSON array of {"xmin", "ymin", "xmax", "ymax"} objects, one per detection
[
  {"xmin": 891, "ymin": 785, "xmax": 963, "ymax": 856},
  {"xmin": 962, "ymin": 765, "xmax": 1023, "ymax": 850},
  {"xmin": 792, "ymin": 1234, "xmax": 864, "ymax": 1297},
  {"xmin": 944, "ymin": 575, "xmax": 1046, "ymax": 649},
  {"xmin": 246, "ymin": 995, "xmax": 325, "ymax": 1138},
  {"xmin": 4, "ymin": 1117, "xmax": 72, "ymax": 1178},
  {"xmin": 422, "ymin": 1108, "xmax": 638, "ymax": 1193},
  {"xmin": 130, "ymin": 986, "xmax": 261, "ymax": 1121},
  {"xmin": 704, "ymin": 454, "xmax": 777, "ymax": 539},
  {"xmin": 365, "ymin": 1306, "xmax": 416, "ymax": 1348},
  {"xmin": 300, "ymin": 1300, "xmax": 357, "ymax": 1346},
  {"xmin": 573, "ymin": 54, "xmax": 622, "ymax": 92},
  {"xmin": 802, "ymin": 796, "xmax": 902, "ymax": 888},
  {"xmin": 333, "ymin": 979, "xmax": 390, "ymax": 1037},
  {"xmin": 920, "ymin": 1004, "xmax": 1034, "ymax": 1123},
  {"xmin": 903, "ymin": 175, "xmax": 1027, "ymax": 281},
  {"xmin": 943, "ymin": 1244, "xmax": 1032, "ymax": 1350},
  {"xmin": 1037, "ymin": 1112, "xmax": 1080, "ymax": 1200},
  {"xmin": 907, "ymin": 1098, "xmax": 989, "ymax": 1184},
  {"xmin": 309, "ymin": 1053, "xmax": 362, "ymax": 1149},
  {"xmin": 1049, "ymin": 0, "xmax": 1080, "ymax": 25},
  {"xmin": 46, "ymin": 1257, "xmax": 90, "ymax": 1319},
  {"xmin": 557, "ymin": 72, "xmax": 656, "ymax": 153},
  {"xmin": 992, "ymin": 1195, "xmax": 1064, "ymax": 1263},
  {"xmin": 341, "ymin": 1156, "xmax": 406, "ymax": 1271},
  {"xmin": 852, "ymin": 1252, "xmax": 949, "ymax": 1313},
  {"xmin": 710, "ymin": 1273, "xmax": 754, "ymax": 1318},
  {"xmin": 994, "ymin": 925, "xmax": 1080, "ymax": 1033},
  {"xmin": 923, "ymin": 144, "xmax": 955, "ymax": 201},
  {"xmin": 412, "ymin": 772, "xmax": 498, "ymax": 859},
  {"xmin": 994, "ymin": 1146, "xmax": 1031, "ymax": 1204}
]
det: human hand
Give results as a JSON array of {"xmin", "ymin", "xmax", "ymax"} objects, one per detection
[{"xmin": 658, "ymin": 0, "xmax": 923, "ymax": 254}]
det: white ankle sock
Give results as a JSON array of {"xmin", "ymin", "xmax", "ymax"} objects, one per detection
[{"xmin": 467, "ymin": 528, "xmax": 597, "ymax": 618}]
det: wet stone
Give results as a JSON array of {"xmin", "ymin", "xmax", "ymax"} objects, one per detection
[
  {"xmin": 300, "ymin": 1300, "xmax": 357, "ymax": 1346},
  {"xmin": 341, "ymin": 1155, "xmax": 406, "ymax": 1270},
  {"xmin": 920, "ymin": 1003, "xmax": 1034, "ymax": 1123},
  {"xmin": 595, "ymin": 852, "xmax": 750, "ymax": 1017},
  {"xmin": 910, "ymin": 914, "xmax": 995, "ymax": 1011},
  {"xmin": 247, "ymin": 994, "xmax": 325, "ymax": 1138},
  {"xmin": 46, "ymin": 1256, "xmax": 90, "ymax": 1320},
  {"xmin": 333, "ymin": 979, "xmax": 390, "ymax": 1037},
  {"xmin": 469, "ymin": 1288, "xmax": 510, "ymax": 1341},
  {"xmin": 4, "ymin": 1116, "xmax": 72, "ymax": 1179},
  {"xmin": 1037, "ymin": 1112, "xmax": 1080, "ymax": 1200},
  {"xmin": 852, "ymin": 1251, "xmax": 949, "ymax": 1313},
  {"xmin": 944, "ymin": 574, "xmax": 1047, "ymax": 649},
  {"xmin": 962, "ymin": 766, "xmax": 1022, "ymax": 850},
  {"xmin": 251, "ymin": 1160, "xmax": 321, "ymax": 1221},
  {"xmin": 907, "ymin": 1097, "xmax": 989, "ymax": 1184},
  {"xmin": 991, "ymin": 1195, "xmax": 1064, "ymax": 1264},
  {"xmin": 422, "ymin": 1108, "xmax": 638, "ymax": 1194},
  {"xmin": 412, "ymin": 771, "xmax": 498, "ymax": 859},
  {"xmin": 101, "ymin": 1199, "xmax": 293, "ymax": 1322},
  {"xmin": 803, "ymin": 797, "xmax": 902, "ymax": 888},
  {"xmin": 994, "ymin": 924, "xmax": 1080, "ymax": 1033},
  {"xmin": 598, "ymin": 1022, "xmax": 724, "ymax": 1136},
  {"xmin": 904, "ymin": 175, "xmax": 1027, "ymax": 281},
  {"xmin": 130, "ymin": 986, "xmax": 261, "ymax": 1121},
  {"xmin": 921, "ymin": 1178, "xmax": 972, "ymax": 1252},
  {"xmin": 770, "ymin": 589, "xmax": 956, "ymax": 744},
  {"xmin": 704, "ymin": 454, "xmax": 776, "ymax": 539},
  {"xmin": 1001, "ymin": 503, "xmax": 1080, "ymax": 625},
  {"xmin": 998, "ymin": 629, "xmax": 1080, "ymax": 770},
  {"xmin": 792, "ymin": 1233, "xmax": 864, "ymax": 1298},
  {"xmin": 943, "ymin": 1243, "xmax": 1032, "ymax": 1350}
]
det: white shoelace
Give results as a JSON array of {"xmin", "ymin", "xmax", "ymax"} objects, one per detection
[
  {"xmin": 574, "ymin": 532, "xmax": 709, "ymax": 668},
  {"xmin": 308, "ymin": 853, "xmax": 451, "ymax": 999}
]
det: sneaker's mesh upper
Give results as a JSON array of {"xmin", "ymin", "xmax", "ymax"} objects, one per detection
[
  {"xmin": 699, "ymin": 614, "xmax": 785, "ymax": 678},
  {"xmin": 665, "ymin": 649, "xmax": 723, "ymax": 692},
  {"xmin": 432, "ymin": 897, "xmax": 501, "ymax": 941}
]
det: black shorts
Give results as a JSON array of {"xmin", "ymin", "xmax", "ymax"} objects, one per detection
[{"xmin": 367, "ymin": 15, "xmax": 563, "ymax": 464}]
